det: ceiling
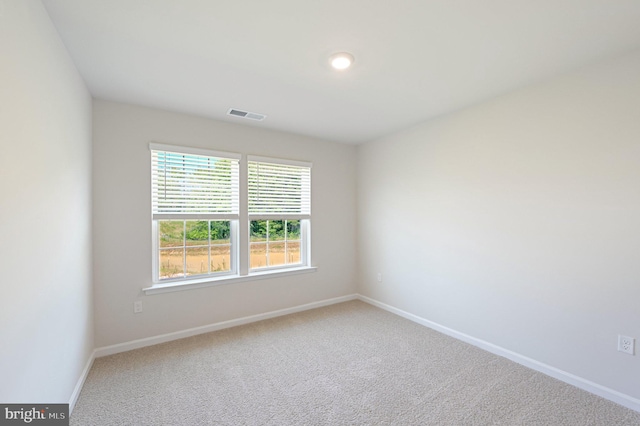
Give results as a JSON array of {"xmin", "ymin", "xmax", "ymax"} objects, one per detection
[{"xmin": 42, "ymin": 0, "xmax": 640, "ymax": 144}]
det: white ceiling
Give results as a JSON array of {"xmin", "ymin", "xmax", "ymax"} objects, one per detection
[{"xmin": 42, "ymin": 0, "xmax": 640, "ymax": 144}]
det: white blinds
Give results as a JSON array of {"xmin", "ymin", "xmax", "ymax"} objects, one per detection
[
  {"xmin": 248, "ymin": 158, "xmax": 311, "ymax": 218},
  {"xmin": 151, "ymin": 146, "xmax": 239, "ymax": 219}
]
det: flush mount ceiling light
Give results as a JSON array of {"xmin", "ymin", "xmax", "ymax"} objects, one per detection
[{"xmin": 329, "ymin": 52, "xmax": 354, "ymax": 70}]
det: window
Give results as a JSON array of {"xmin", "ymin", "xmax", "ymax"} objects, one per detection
[
  {"xmin": 249, "ymin": 220, "xmax": 301, "ymax": 269},
  {"xmin": 151, "ymin": 144, "xmax": 240, "ymax": 282},
  {"xmin": 248, "ymin": 157, "xmax": 311, "ymax": 271},
  {"xmin": 157, "ymin": 220, "xmax": 232, "ymax": 279},
  {"xmin": 150, "ymin": 145, "xmax": 312, "ymax": 287}
]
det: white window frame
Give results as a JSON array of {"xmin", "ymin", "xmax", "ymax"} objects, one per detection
[
  {"xmin": 247, "ymin": 155, "xmax": 312, "ymax": 273},
  {"xmin": 150, "ymin": 143, "xmax": 240, "ymax": 284},
  {"xmin": 146, "ymin": 145, "xmax": 315, "ymax": 294},
  {"xmin": 151, "ymin": 219, "xmax": 239, "ymax": 283},
  {"xmin": 247, "ymin": 219, "xmax": 311, "ymax": 272}
]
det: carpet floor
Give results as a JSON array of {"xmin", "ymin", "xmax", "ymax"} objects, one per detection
[{"xmin": 71, "ymin": 300, "xmax": 640, "ymax": 425}]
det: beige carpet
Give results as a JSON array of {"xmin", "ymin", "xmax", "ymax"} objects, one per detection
[{"xmin": 71, "ymin": 301, "xmax": 640, "ymax": 425}]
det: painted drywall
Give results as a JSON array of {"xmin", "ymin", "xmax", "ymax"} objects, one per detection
[
  {"xmin": 92, "ymin": 100, "xmax": 357, "ymax": 347},
  {"xmin": 0, "ymin": 0, "xmax": 93, "ymax": 402},
  {"xmin": 357, "ymin": 49, "xmax": 640, "ymax": 400}
]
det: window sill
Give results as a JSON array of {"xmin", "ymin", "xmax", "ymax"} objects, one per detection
[{"xmin": 142, "ymin": 266, "xmax": 318, "ymax": 295}]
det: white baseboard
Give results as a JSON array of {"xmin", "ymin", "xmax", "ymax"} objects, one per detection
[
  {"xmin": 95, "ymin": 294, "xmax": 358, "ymax": 358},
  {"xmin": 69, "ymin": 350, "xmax": 96, "ymax": 414},
  {"xmin": 357, "ymin": 294, "xmax": 640, "ymax": 413}
]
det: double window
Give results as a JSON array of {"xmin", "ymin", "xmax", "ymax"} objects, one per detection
[{"xmin": 150, "ymin": 144, "xmax": 311, "ymax": 284}]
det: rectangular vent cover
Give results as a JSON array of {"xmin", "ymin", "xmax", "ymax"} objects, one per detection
[{"xmin": 227, "ymin": 108, "xmax": 266, "ymax": 121}]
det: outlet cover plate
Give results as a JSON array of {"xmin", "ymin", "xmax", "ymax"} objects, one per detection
[{"xmin": 618, "ymin": 335, "xmax": 635, "ymax": 355}]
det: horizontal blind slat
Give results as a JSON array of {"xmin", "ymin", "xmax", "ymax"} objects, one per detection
[
  {"xmin": 248, "ymin": 160, "xmax": 311, "ymax": 215},
  {"xmin": 152, "ymin": 149, "xmax": 239, "ymax": 215}
]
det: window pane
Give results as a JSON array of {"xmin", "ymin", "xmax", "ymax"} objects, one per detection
[
  {"xmin": 250, "ymin": 242, "xmax": 267, "ymax": 268},
  {"xmin": 249, "ymin": 219, "xmax": 305, "ymax": 270},
  {"xmin": 250, "ymin": 220, "xmax": 267, "ymax": 242},
  {"xmin": 267, "ymin": 241, "xmax": 286, "ymax": 266},
  {"xmin": 210, "ymin": 221, "xmax": 230, "ymax": 244},
  {"xmin": 160, "ymin": 248, "xmax": 184, "ymax": 279},
  {"xmin": 159, "ymin": 221, "xmax": 183, "ymax": 248},
  {"xmin": 211, "ymin": 244, "xmax": 231, "ymax": 272},
  {"xmin": 185, "ymin": 247, "xmax": 209, "ymax": 276},
  {"xmin": 185, "ymin": 221, "xmax": 209, "ymax": 246},
  {"xmin": 268, "ymin": 220, "xmax": 285, "ymax": 241},
  {"xmin": 287, "ymin": 241, "xmax": 301, "ymax": 264},
  {"xmin": 287, "ymin": 220, "xmax": 300, "ymax": 239},
  {"xmin": 158, "ymin": 219, "xmax": 234, "ymax": 279}
]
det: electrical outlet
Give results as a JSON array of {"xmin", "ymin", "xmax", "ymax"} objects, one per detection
[
  {"xmin": 134, "ymin": 301, "xmax": 143, "ymax": 314},
  {"xmin": 618, "ymin": 335, "xmax": 635, "ymax": 355},
  {"xmin": 377, "ymin": 272, "xmax": 382, "ymax": 282}
]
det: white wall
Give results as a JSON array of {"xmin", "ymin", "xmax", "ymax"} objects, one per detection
[
  {"xmin": 357, "ymin": 50, "xmax": 640, "ymax": 400},
  {"xmin": 92, "ymin": 100, "xmax": 357, "ymax": 347},
  {"xmin": 0, "ymin": 0, "xmax": 93, "ymax": 403}
]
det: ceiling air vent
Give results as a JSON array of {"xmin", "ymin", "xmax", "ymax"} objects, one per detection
[{"xmin": 227, "ymin": 108, "xmax": 266, "ymax": 121}]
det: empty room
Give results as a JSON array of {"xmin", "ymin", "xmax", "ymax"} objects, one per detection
[{"xmin": 2, "ymin": 0, "xmax": 640, "ymax": 424}]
